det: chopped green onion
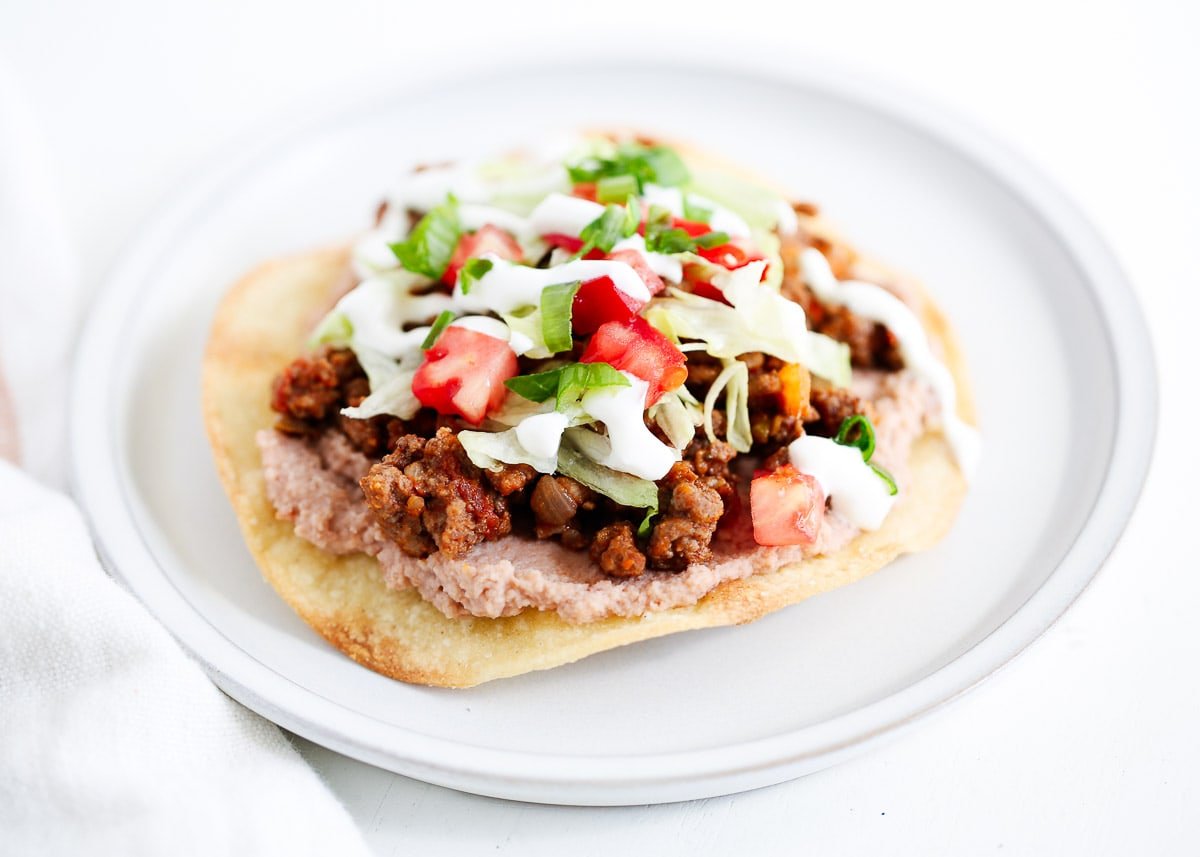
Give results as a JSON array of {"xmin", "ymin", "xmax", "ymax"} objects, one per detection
[
  {"xmin": 555, "ymin": 362, "xmax": 629, "ymax": 410},
  {"xmin": 458, "ymin": 258, "xmax": 493, "ymax": 294},
  {"xmin": 540, "ymin": 281, "xmax": 580, "ymax": 353},
  {"xmin": 389, "ymin": 195, "xmax": 461, "ymax": 279},
  {"xmin": 834, "ymin": 414, "xmax": 876, "ymax": 461},
  {"xmin": 421, "ymin": 310, "xmax": 456, "ymax": 349},
  {"xmin": 579, "ymin": 200, "xmax": 639, "ymax": 254},
  {"xmin": 565, "ymin": 142, "xmax": 691, "ymax": 191},
  {"xmin": 503, "ymin": 361, "xmax": 630, "ymax": 411},
  {"xmin": 596, "ymin": 174, "xmax": 639, "ymax": 203},
  {"xmin": 504, "ymin": 368, "xmax": 563, "ymax": 403},
  {"xmin": 869, "ymin": 462, "xmax": 898, "ymax": 496},
  {"xmin": 693, "ymin": 231, "xmax": 730, "ymax": 250}
]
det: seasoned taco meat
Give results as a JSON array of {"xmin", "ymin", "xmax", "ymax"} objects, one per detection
[
  {"xmin": 360, "ymin": 427, "xmax": 512, "ymax": 559},
  {"xmin": 590, "ymin": 522, "xmax": 646, "ymax": 578}
]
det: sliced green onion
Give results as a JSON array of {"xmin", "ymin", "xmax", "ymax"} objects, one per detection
[
  {"xmin": 555, "ymin": 362, "xmax": 629, "ymax": 410},
  {"xmin": 564, "ymin": 141, "xmax": 690, "ymax": 191},
  {"xmin": 458, "ymin": 258, "xmax": 493, "ymax": 294},
  {"xmin": 579, "ymin": 200, "xmax": 639, "ymax": 254},
  {"xmin": 504, "ymin": 367, "xmax": 563, "ymax": 403},
  {"xmin": 389, "ymin": 194, "xmax": 461, "ymax": 279},
  {"xmin": 540, "ymin": 281, "xmax": 580, "ymax": 353},
  {"xmin": 693, "ymin": 231, "xmax": 731, "ymax": 250},
  {"xmin": 870, "ymin": 462, "xmax": 898, "ymax": 496},
  {"xmin": 503, "ymin": 361, "xmax": 630, "ymax": 408},
  {"xmin": 834, "ymin": 414, "xmax": 876, "ymax": 461},
  {"xmin": 421, "ymin": 310, "xmax": 456, "ymax": 349},
  {"xmin": 596, "ymin": 174, "xmax": 639, "ymax": 203}
]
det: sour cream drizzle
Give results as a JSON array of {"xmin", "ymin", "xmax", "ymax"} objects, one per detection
[
  {"xmin": 580, "ymin": 373, "xmax": 680, "ymax": 481},
  {"xmin": 800, "ymin": 248, "xmax": 980, "ymax": 479},
  {"xmin": 454, "ymin": 255, "xmax": 650, "ymax": 315},
  {"xmin": 787, "ymin": 435, "xmax": 896, "ymax": 530}
]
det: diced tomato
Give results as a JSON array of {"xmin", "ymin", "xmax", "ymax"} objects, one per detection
[
  {"xmin": 607, "ymin": 248, "xmax": 665, "ymax": 296},
  {"xmin": 750, "ymin": 465, "xmax": 826, "ymax": 546},
  {"xmin": 571, "ymin": 183, "xmax": 598, "ymax": 202},
  {"xmin": 680, "ymin": 263, "xmax": 730, "ymax": 305},
  {"xmin": 542, "ymin": 233, "xmax": 605, "ymax": 260},
  {"xmin": 442, "ymin": 225, "xmax": 523, "ymax": 287},
  {"xmin": 411, "ymin": 326, "xmax": 518, "ymax": 425},
  {"xmin": 572, "ymin": 276, "xmax": 646, "ymax": 335},
  {"xmin": 543, "ymin": 233, "xmax": 583, "ymax": 253},
  {"xmin": 671, "ymin": 217, "xmax": 710, "ymax": 237},
  {"xmin": 696, "ymin": 237, "xmax": 765, "ymax": 271},
  {"xmin": 579, "ymin": 316, "xmax": 686, "ymax": 406}
]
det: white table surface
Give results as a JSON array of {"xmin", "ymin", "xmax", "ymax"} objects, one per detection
[{"xmin": 4, "ymin": 0, "xmax": 1196, "ymax": 853}]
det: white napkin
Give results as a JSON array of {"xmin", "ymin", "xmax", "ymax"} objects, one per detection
[{"xmin": 0, "ymin": 70, "xmax": 369, "ymax": 855}]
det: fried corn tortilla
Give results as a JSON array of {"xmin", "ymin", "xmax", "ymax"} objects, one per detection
[{"xmin": 203, "ymin": 219, "xmax": 973, "ymax": 687}]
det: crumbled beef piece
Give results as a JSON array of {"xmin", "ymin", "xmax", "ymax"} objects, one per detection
[
  {"xmin": 806, "ymin": 385, "xmax": 874, "ymax": 438},
  {"xmin": 485, "ymin": 463, "xmax": 539, "ymax": 497},
  {"xmin": 590, "ymin": 522, "xmax": 647, "ymax": 578},
  {"xmin": 359, "ymin": 427, "xmax": 511, "ymax": 559},
  {"xmin": 646, "ymin": 459, "xmax": 727, "ymax": 571},
  {"xmin": 271, "ymin": 354, "xmax": 342, "ymax": 421}
]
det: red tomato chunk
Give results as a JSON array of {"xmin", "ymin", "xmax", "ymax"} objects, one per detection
[
  {"xmin": 579, "ymin": 317, "xmax": 686, "ymax": 406},
  {"xmin": 750, "ymin": 465, "xmax": 826, "ymax": 546},
  {"xmin": 572, "ymin": 276, "xmax": 645, "ymax": 334},
  {"xmin": 412, "ymin": 326, "xmax": 517, "ymax": 425},
  {"xmin": 442, "ymin": 225, "xmax": 523, "ymax": 287}
]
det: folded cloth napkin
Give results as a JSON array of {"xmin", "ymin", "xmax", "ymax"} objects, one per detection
[{"xmin": 0, "ymin": 69, "xmax": 369, "ymax": 856}]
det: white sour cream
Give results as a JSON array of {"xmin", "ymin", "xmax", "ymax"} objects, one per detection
[
  {"xmin": 788, "ymin": 435, "xmax": 897, "ymax": 530},
  {"xmin": 448, "ymin": 315, "xmax": 534, "ymax": 356},
  {"xmin": 455, "ymin": 255, "xmax": 651, "ymax": 315},
  {"xmin": 515, "ymin": 411, "xmax": 571, "ymax": 460},
  {"xmin": 527, "ymin": 193, "xmax": 606, "ymax": 237},
  {"xmin": 336, "ymin": 276, "xmax": 453, "ymax": 357},
  {"xmin": 800, "ymin": 248, "xmax": 980, "ymax": 479},
  {"xmin": 580, "ymin": 373, "xmax": 680, "ymax": 481}
]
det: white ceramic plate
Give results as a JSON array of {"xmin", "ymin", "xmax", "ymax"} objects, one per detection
[{"xmin": 71, "ymin": 61, "xmax": 1155, "ymax": 806}]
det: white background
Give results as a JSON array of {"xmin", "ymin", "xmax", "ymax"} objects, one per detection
[{"xmin": 3, "ymin": 1, "xmax": 1197, "ymax": 853}]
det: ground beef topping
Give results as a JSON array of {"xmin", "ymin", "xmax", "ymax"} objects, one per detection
[
  {"xmin": 359, "ymin": 427, "xmax": 512, "ymax": 559},
  {"xmin": 266, "ymin": 216, "xmax": 916, "ymax": 583}
]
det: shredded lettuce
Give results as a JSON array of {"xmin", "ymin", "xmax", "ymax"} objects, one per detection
[
  {"xmin": 309, "ymin": 310, "xmax": 353, "ymax": 348},
  {"xmin": 557, "ymin": 429, "xmax": 659, "ymax": 512},
  {"xmin": 459, "ymin": 427, "xmax": 557, "ymax": 474},
  {"xmin": 648, "ymin": 387, "xmax": 703, "ymax": 450},
  {"xmin": 700, "ymin": 359, "xmax": 751, "ymax": 452},
  {"xmin": 340, "ymin": 364, "xmax": 421, "ymax": 421},
  {"xmin": 389, "ymin": 195, "xmax": 461, "ymax": 279},
  {"xmin": 645, "ymin": 261, "xmax": 852, "ymax": 387}
]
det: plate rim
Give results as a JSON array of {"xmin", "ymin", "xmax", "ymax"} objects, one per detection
[{"xmin": 70, "ymin": 56, "xmax": 1157, "ymax": 805}]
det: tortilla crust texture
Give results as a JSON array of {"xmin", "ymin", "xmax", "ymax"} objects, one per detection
[{"xmin": 203, "ymin": 235, "xmax": 973, "ymax": 688}]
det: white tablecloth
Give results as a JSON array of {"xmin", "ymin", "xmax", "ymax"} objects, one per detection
[{"xmin": 2, "ymin": 0, "xmax": 1195, "ymax": 853}]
